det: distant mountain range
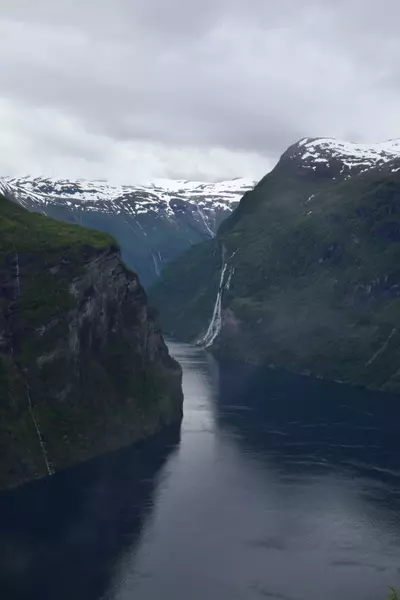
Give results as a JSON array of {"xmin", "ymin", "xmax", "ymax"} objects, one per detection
[
  {"xmin": 0, "ymin": 176, "xmax": 255, "ymax": 286},
  {"xmin": 150, "ymin": 137, "xmax": 400, "ymax": 393}
]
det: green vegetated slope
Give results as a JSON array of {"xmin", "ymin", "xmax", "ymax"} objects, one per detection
[
  {"xmin": 150, "ymin": 141, "xmax": 400, "ymax": 393},
  {"xmin": 149, "ymin": 239, "xmax": 222, "ymax": 342},
  {"xmin": 0, "ymin": 194, "xmax": 182, "ymax": 489},
  {"xmin": 24, "ymin": 203, "xmax": 212, "ymax": 286}
]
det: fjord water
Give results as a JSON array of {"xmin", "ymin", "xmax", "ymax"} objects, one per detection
[{"xmin": 1, "ymin": 341, "xmax": 400, "ymax": 600}]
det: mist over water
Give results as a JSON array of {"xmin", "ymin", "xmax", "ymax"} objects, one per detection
[{"xmin": 1, "ymin": 341, "xmax": 400, "ymax": 600}]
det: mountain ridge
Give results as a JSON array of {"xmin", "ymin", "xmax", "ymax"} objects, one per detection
[{"xmin": 0, "ymin": 176, "xmax": 255, "ymax": 286}]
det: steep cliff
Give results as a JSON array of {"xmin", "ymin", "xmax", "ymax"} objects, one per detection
[
  {"xmin": 150, "ymin": 138, "xmax": 400, "ymax": 393},
  {"xmin": 0, "ymin": 193, "xmax": 183, "ymax": 489}
]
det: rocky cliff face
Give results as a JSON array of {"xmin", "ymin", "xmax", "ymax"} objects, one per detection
[{"xmin": 0, "ymin": 193, "xmax": 183, "ymax": 490}]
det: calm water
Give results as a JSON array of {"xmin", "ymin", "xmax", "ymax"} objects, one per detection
[{"xmin": 1, "ymin": 341, "xmax": 400, "ymax": 599}]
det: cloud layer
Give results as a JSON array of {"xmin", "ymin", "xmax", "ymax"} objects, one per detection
[{"xmin": 1, "ymin": 0, "xmax": 400, "ymax": 182}]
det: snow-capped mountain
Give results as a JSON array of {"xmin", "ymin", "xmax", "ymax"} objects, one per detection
[
  {"xmin": 279, "ymin": 137, "xmax": 400, "ymax": 179},
  {"xmin": 151, "ymin": 135, "xmax": 400, "ymax": 393},
  {"xmin": 0, "ymin": 176, "xmax": 255, "ymax": 285}
]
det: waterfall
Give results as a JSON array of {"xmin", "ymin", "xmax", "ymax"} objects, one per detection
[
  {"xmin": 197, "ymin": 247, "xmax": 239, "ymax": 348},
  {"xmin": 152, "ymin": 253, "xmax": 161, "ymax": 277},
  {"xmin": 225, "ymin": 267, "xmax": 235, "ymax": 290},
  {"xmin": 366, "ymin": 328, "xmax": 396, "ymax": 366},
  {"xmin": 15, "ymin": 252, "xmax": 21, "ymax": 297},
  {"xmin": 26, "ymin": 382, "xmax": 54, "ymax": 476},
  {"xmin": 198, "ymin": 262, "xmax": 228, "ymax": 347},
  {"xmin": 13, "ymin": 254, "xmax": 53, "ymax": 476},
  {"xmin": 9, "ymin": 253, "xmax": 21, "ymax": 357},
  {"xmin": 198, "ymin": 263, "xmax": 235, "ymax": 349},
  {"xmin": 135, "ymin": 220, "xmax": 148, "ymax": 238},
  {"xmin": 197, "ymin": 207, "xmax": 215, "ymax": 238}
]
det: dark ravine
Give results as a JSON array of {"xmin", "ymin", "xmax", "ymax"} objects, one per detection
[
  {"xmin": 150, "ymin": 137, "xmax": 400, "ymax": 393},
  {"xmin": 0, "ymin": 193, "xmax": 183, "ymax": 490}
]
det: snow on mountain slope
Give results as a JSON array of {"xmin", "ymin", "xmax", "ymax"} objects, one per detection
[
  {"xmin": 0, "ymin": 176, "xmax": 255, "ymax": 286},
  {"xmin": 0, "ymin": 176, "xmax": 253, "ymax": 213},
  {"xmin": 5, "ymin": 137, "xmax": 398, "ymax": 287},
  {"xmin": 281, "ymin": 137, "xmax": 400, "ymax": 178}
]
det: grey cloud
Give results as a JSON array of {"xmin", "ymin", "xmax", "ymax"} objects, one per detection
[{"xmin": 1, "ymin": 0, "xmax": 400, "ymax": 182}]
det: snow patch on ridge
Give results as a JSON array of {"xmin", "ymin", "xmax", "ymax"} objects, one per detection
[
  {"xmin": 297, "ymin": 137, "xmax": 400, "ymax": 171},
  {"xmin": 1, "ymin": 176, "xmax": 254, "ymax": 208},
  {"xmin": 0, "ymin": 176, "xmax": 255, "ymax": 237}
]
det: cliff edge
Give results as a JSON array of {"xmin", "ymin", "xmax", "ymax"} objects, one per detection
[{"xmin": 0, "ymin": 193, "xmax": 183, "ymax": 489}]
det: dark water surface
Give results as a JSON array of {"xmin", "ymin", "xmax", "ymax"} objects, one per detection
[{"xmin": 1, "ymin": 341, "xmax": 400, "ymax": 599}]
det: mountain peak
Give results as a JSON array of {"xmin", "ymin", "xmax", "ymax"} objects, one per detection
[
  {"xmin": 297, "ymin": 136, "xmax": 400, "ymax": 162},
  {"xmin": 279, "ymin": 136, "xmax": 400, "ymax": 179}
]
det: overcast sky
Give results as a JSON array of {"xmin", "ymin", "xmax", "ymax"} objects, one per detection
[{"xmin": 1, "ymin": 0, "xmax": 400, "ymax": 183}]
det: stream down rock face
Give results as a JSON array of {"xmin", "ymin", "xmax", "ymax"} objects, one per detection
[{"xmin": 0, "ymin": 193, "xmax": 183, "ymax": 490}]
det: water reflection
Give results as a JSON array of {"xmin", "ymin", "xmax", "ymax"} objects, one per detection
[
  {"xmin": 1, "ymin": 344, "xmax": 400, "ymax": 600},
  {"xmin": 0, "ymin": 426, "xmax": 180, "ymax": 600}
]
